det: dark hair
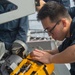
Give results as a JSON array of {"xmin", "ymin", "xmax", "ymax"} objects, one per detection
[{"xmin": 37, "ymin": 1, "xmax": 70, "ymax": 22}]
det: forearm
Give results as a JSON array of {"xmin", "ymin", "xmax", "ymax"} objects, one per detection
[
  {"xmin": 46, "ymin": 48, "xmax": 59, "ymax": 55},
  {"xmin": 51, "ymin": 45, "xmax": 75, "ymax": 63}
]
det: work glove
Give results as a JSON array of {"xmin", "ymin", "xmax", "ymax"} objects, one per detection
[{"xmin": 12, "ymin": 40, "xmax": 27, "ymax": 58}]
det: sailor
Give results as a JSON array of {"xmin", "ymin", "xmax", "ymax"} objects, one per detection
[{"xmin": 30, "ymin": 1, "xmax": 75, "ymax": 75}]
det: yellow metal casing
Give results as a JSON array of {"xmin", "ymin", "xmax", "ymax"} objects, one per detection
[{"xmin": 10, "ymin": 55, "xmax": 54, "ymax": 75}]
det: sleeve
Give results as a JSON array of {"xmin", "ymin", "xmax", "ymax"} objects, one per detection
[
  {"xmin": 70, "ymin": 32, "xmax": 75, "ymax": 45},
  {"xmin": 58, "ymin": 32, "xmax": 75, "ymax": 52},
  {"xmin": 68, "ymin": 7, "xmax": 75, "ymax": 19},
  {"xmin": 15, "ymin": 16, "xmax": 29, "ymax": 43},
  {"xmin": 58, "ymin": 38, "xmax": 72, "ymax": 52},
  {"xmin": 58, "ymin": 41, "xmax": 65, "ymax": 52},
  {"xmin": 71, "ymin": 40, "xmax": 75, "ymax": 45}
]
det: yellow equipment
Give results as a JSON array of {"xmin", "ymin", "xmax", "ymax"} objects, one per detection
[
  {"xmin": 10, "ymin": 55, "xmax": 54, "ymax": 75},
  {"xmin": 0, "ymin": 40, "xmax": 54, "ymax": 75}
]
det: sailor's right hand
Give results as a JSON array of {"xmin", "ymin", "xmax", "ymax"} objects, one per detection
[{"xmin": 30, "ymin": 49, "xmax": 53, "ymax": 64}]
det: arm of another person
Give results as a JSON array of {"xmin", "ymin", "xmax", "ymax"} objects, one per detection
[
  {"xmin": 36, "ymin": 0, "xmax": 46, "ymax": 11},
  {"xmin": 36, "ymin": 0, "xmax": 63, "ymax": 11},
  {"xmin": 38, "ymin": 0, "xmax": 75, "ymax": 19}
]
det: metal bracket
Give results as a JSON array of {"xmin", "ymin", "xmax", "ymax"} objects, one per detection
[{"xmin": 0, "ymin": 0, "xmax": 36, "ymax": 24}]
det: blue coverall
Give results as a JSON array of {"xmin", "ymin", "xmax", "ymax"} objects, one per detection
[{"xmin": 0, "ymin": 2, "xmax": 29, "ymax": 51}]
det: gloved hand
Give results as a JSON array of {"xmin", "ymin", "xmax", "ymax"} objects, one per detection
[{"xmin": 12, "ymin": 40, "xmax": 27, "ymax": 58}]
